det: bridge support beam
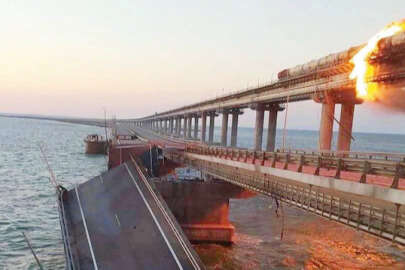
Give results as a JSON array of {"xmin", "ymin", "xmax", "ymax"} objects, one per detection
[
  {"xmin": 266, "ymin": 105, "xmax": 279, "ymax": 152},
  {"xmin": 208, "ymin": 112, "xmax": 215, "ymax": 144},
  {"xmin": 194, "ymin": 116, "xmax": 199, "ymax": 139},
  {"xmin": 183, "ymin": 116, "xmax": 188, "ymax": 138},
  {"xmin": 177, "ymin": 117, "xmax": 180, "ymax": 136},
  {"xmin": 337, "ymin": 103, "xmax": 355, "ymax": 152},
  {"xmin": 230, "ymin": 109, "xmax": 242, "ymax": 148},
  {"xmin": 201, "ymin": 112, "xmax": 207, "ymax": 143},
  {"xmin": 221, "ymin": 110, "xmax": 229, "ymax": 146},
  {"xmin": 170, "ymin": 118, "xmax": 174, "ymax": 135},
  {"xmin": 253, "ymin": 104, "xmax": 265, "ymax": 151},
  {"xmin": 187, "ymin": 116, "xmax": 192, "ymax": 139},
  {"xmin": 319, "ymin": 101, "xmax": 335, "ymax": 151},
  {"xmin": 164, "ymin": 119, "xmax": 168, "ymax": 134}
]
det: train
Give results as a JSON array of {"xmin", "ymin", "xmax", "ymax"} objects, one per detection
[{"xmin": 277, "ymin": 31, "xmax": 405, "ymax": 80}]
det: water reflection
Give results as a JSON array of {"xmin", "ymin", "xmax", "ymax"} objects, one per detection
[{"xmin": 194, "ymin": 195, "xmax": 405, "ymax": 269}]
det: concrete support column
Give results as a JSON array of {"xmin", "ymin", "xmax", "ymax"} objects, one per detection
[
  {"xmin": 319, "ymin": 102, "xmax": 335, "ymax": 151},
  {"xmin": 337, "ymin": 103, "xmax": 355, "ymax": 152},
  {"xmin": 254, "ymin": 104, "xmax": 265, "ymax": 151},
  {"xmin": 194, "ymin": 116, "xmax": 199, "ymax": 139},
  {"xmin": 221, "ymin": 111, "xmax": 229, "ymax": 146},
  {"xmin": 201, "ymin": 112, "xmax": 207, "ymax": 143},
  {"xmin": 230, "ymin": 110, "xmax": 239, "ymax": 147},
  {"xmin": 208, "ymin": 112, "xmax": 215, "ymax": 144},
  {"xmin": 183, "ymin": 116, "xmax": 188, "ymax": 138},
  {"xmin": 177, "ymin": 117, "xmax": 181, "ymax": 136},
  {"xmin": 170, "ymin": 118, "xmax": 174, "ymax": 134},
  {"xmin": 187, "ymin": 116, "xmax": 192, "ymax": 139},
  {"xmin": 266, "ymin": 106, "xmax": 278, "ymax": 152},
  {"xmin": 164, "ymin": 119, "xmax": 168, "ymax": 134}
]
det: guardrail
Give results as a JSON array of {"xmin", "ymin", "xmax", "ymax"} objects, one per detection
[
  {"xmin": 128, "ymin": 125, "xmax": 405, "ymax": 188},
  {"xmin": 165, "ymin": 151, "xmax": 405, "ymax": 245},
  {"xmin": 185, "ymin": 145, "xmax": 405, "ymax": 189}
]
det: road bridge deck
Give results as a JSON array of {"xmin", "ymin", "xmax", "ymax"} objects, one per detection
[
  {"xmin": 128, "ymin": 125, "xmax": 405, "ymax": 244},
  {"xmin": 59, "ymin": 159, "xmax": 204, "ymax": 270}
]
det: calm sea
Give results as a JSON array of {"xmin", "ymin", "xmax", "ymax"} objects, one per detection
[{"xmin": 1, "ymin": 116, "xmax": 404, "ymax": 269}]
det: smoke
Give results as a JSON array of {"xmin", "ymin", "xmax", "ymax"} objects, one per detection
[{"xmin": 372, "ymin": 83, "xmax": 405, "ymax": 112}]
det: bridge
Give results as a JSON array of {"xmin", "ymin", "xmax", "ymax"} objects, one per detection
[{"xmin": 123, "ymin": 32, "xmax": 405, "ymax": 245}]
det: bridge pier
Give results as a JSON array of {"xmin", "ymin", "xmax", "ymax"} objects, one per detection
[
  {"xmin": 177, "ymin": 117, "xmax": 181, "ymax": 137},
  {"xmin": 266, "ymin": 104, "xmax": 281, "ymax": 152},
  {"xmin": 187, "ymin": 116, "xmax": 192, "ymax": 139},
  {"xmin": 230, "ymin": 109, "xmax": 240, "ymax": 147},
  {"xmin": 337, "ymin": 103, "xmax": 355, "ymax": 152},
  {"xmin": 319, "ymin": 100, "xmax": 335, "ymax": 151},
  {"xmin": 201, "ymin": 112, "xmax": 207, "ymax": 143},
  {"xmin": 193, "ymin": 115, "xmax": 199, "ymax": 139},
  {"xmin": 183, "ymin": 116, "xmax": 188, "ymax": 138},
  {"xmin": 170, "ymin": 118, "xmax": 174, "ymax": 135},
  {"xmin": 220, "ymin": 110, "xmax": 229, "ymax": 146},
  {"xmin": 253, "ymin": 104, "xmax": 265, "ymax": 151},
  {"xmin": 208, "ymin": 112, "xmax": 215, "ymax": 144}
]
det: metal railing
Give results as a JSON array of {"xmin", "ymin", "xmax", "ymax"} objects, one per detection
[
  {"xmin": 185, "ymin": 145, "xmax": 405, "ymax": 189},
  {"xmin": 166, "ymin": 151, "xmax": 405, "ymax": 245}
]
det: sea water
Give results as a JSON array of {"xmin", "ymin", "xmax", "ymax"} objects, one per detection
[{"xmin": 1, "ymin": 116, "xmax": 404, "ymax": 269}]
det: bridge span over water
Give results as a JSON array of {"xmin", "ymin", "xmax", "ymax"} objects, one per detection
[
  {"xmin": 124, "ymin": 123, "xmax": 405, "ymax": 246},
  {"xmin": 121, "ymin": 33, "xmax": 405, "ymax": 245}
]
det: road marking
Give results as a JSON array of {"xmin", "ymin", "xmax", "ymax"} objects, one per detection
[
  {"xmin": 74, "ymin": 185, "xmax": 99, "ymax": 270},
  {"xmin": 132, "ymin": 160, "xmax": 201, "ymax": 270},
  {"xmin": 99, "ymin": 175, "xmax": 103, "ymax": 184},
  {"xmin": 115, "ymin": 214, "xmax": 121, "ymax": 227},
  {"xmin": 124, "ymin": 163, "xmax": 183, "ymax": 270}
]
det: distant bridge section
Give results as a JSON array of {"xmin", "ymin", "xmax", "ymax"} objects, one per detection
[
  {"xmin": 132, "ymin": 32, "xmax": 405, "ymax": 154},
  {"xmin": 129, "ymin": 124, "xmax": 405, "ymax": 245}
]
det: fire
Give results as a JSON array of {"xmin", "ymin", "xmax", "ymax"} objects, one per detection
[{"xmin": 350, "ymin": 21, "xmax": 405, "ymax": 100}]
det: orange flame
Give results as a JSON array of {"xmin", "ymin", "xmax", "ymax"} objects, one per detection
[{"xmin": 350, "ymin": 21, "xmax": 405, "ymax": 100}]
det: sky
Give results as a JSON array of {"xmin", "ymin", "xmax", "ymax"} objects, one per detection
[{"xmin": 1, "ymin": 0, "xmax": 405, "ymax": 133}]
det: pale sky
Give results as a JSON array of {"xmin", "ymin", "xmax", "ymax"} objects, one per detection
[{"xmin": 1, "ymin": 1, "xmax": 405, "ymax": 133}]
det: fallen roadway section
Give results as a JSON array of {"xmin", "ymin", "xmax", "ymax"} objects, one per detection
[{"xmin": 58, "ymin": 160, "xmax": 205, "ymax": 270}]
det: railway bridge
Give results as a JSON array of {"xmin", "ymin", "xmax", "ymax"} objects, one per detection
[{"xmin": 125, "ymin": 32, "xmax": 405, "ymax": 245}]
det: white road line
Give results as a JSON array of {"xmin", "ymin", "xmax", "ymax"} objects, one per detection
[
  {"xmin": 99, "ymin": 175, "xmax": 103, "ymax": 184},
  {"xmin": 124, "ymin": 163, "xmax": 183, "ymax": 270},
  {"xmin": 74, "ymin": 185, "xmax": 99, "ymax": 270},
  {"xmin": 132, "ymin": 160, "xmax": 200, "ymax": 270},
  {"xmin": 115, "ymin": 214, "xmax": 121, "ymax": 227}
]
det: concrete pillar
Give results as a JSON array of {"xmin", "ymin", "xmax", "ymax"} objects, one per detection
[
  {"xmin": 266, "ymin": 106, "xmax": 278, "ymax": 152},
  {"xmin": 164, "ymin": 119, "xmax": 168, "ymax": 134},
  {"xmin": 337, "ymin": 103, "xmax": 355, "ymax": 152},
  {"xmin": 194, "ymin": 116, "xmax": 199, "ymax": 139},
  {"xmin": 254, "ymin": 104, "xmax": 265, "ymax": 151},
  {"xmin": 319, "ymin": 102, "xmax": 335, "ymax": 151},
  {"xmin": 177, "ymin": 117, "xmax": 181, "ymax": 136},
  {"xmin": 170, "ymin": 118, "xmax": 174, "ymax": 134},
  {"xmin": 201, "ymin": 112, "xmax": 207, "ymax": 143},
  {"xmin": 187, "ymin": 116, "xmax": 192, "ymax": 139},
  {"xmin": 230, "ymin": 110, "xmax": 239, "ymax": 147},
  {"xmin": 221, "ymin": 111, "xmax": 229, "ymax": 146},
  {"xmin": 183, "ymin": 116, "xmax": 188, "ymax": 138},
  {"xmin": 208, "ymin": 112, "xmax": 215, "ymax": 144}
]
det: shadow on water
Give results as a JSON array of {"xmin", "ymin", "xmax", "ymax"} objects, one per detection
[{"xmin": 194, "ymin": 195, "xmax": 405, "ymax": 270}]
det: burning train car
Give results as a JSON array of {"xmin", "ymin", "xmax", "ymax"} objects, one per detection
[{"xmin": 277, "ymin": 31, "xmax": 405, "ymax": 82}]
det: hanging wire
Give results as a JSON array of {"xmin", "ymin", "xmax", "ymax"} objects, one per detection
[{"xmin": 38, "ymin": 144, "xmax": 58, "ymax": 189}]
